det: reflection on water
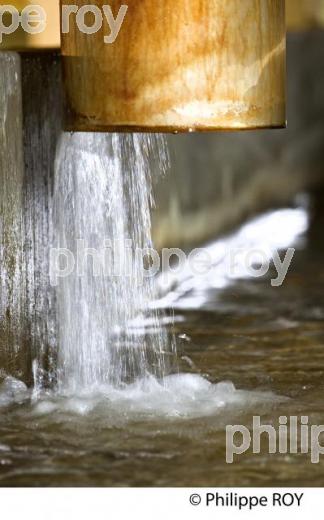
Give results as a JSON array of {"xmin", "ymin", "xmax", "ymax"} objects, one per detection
[
  {"xmin": 1, "ymin": 199, "xmax": 324, "ymax": 486},
  {"xmin": 156, "ymin": 204, "xmax": 309, "ymax": 309}
]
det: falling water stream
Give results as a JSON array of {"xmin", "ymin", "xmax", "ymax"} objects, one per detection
[{"xmin": 53, "ymin": 133, "xmax": 173, "ymax": 392}]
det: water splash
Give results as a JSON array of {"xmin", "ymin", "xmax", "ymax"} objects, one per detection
[
  {"xmin": 0, "ymin": 373, "xmax": 285, "ymax": 422},
  {"xmin": 30, "ymin": 375, "xmax": 285, "ymax": 421},
  {"xmin": 54, "ymin": 133, "xmax": 174, "ymax": 392}
]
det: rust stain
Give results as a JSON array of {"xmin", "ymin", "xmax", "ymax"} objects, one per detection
[{"xmin": 61, "ymin": 0, "xmax": 286, "ymax": 131}]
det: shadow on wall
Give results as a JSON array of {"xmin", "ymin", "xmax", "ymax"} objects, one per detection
[{"xmin": 153, "ymin": 32, "xmax": 324, "ymax": 249}]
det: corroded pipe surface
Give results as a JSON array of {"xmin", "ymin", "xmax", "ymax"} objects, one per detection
[{"xmin": 61, "ymin": 0, "xmax": 286, "ymax": 132}]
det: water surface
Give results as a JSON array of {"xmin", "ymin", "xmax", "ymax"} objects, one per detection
[{"xmin": 1, "ymin": 201, "xmax": 324, "ymax": 486}]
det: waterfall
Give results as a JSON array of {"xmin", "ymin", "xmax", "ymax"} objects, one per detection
[{"xmin": 53, "ymin": 133, "xmax": 174, "ymax": 391}]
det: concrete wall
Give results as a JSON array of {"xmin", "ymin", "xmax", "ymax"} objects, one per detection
[
  {"xmin": 0, "ymin": 53, "xmax": 61, "ymax": 384},
  {"xmin": 0, "ymin": 52, "xmax": 28, "ymax": 380},
  {"xmin": 20, "ymin": 54, "xmax": 62, "ymax": 387}
]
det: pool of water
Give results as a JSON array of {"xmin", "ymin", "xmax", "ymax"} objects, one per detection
[{"xmin": 1, "ymin": 200, "xmax": 324, "ymax": 486}]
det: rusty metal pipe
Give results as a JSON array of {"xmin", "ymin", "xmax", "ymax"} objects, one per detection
[{"xmin": 60, "ymin": 0, "xmax": 286, "ymax": 132}]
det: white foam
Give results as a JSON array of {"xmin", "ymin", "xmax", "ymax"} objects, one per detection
[
  {"xmin": 30, "ymin": 374, "xmax": 284, "ymax": 422},
  {"xmin": 0, "ymin": 377, "xmax": 28, "ymax": 408}
]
